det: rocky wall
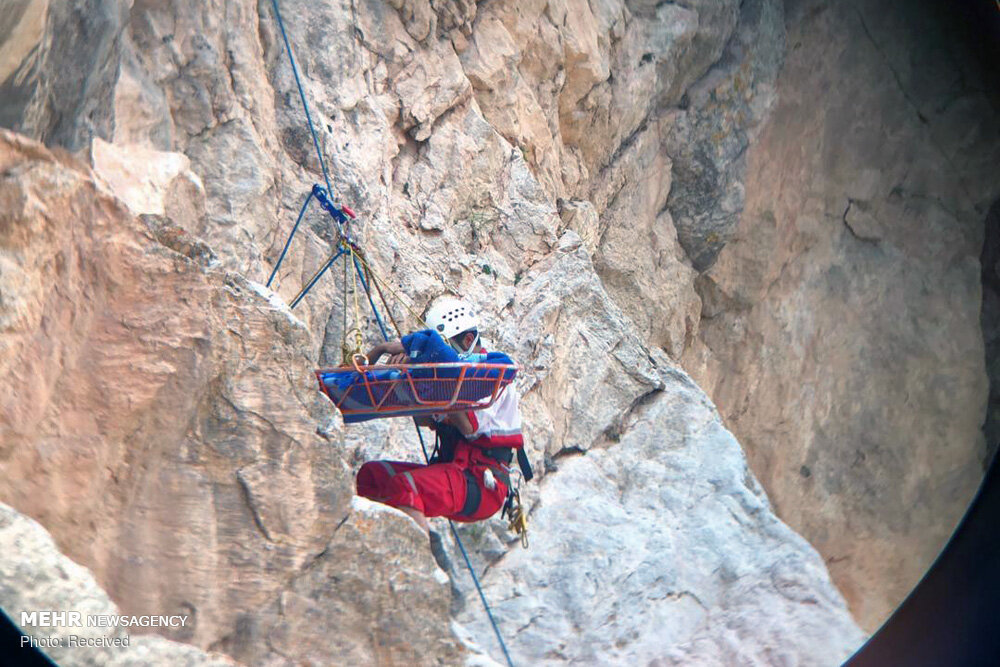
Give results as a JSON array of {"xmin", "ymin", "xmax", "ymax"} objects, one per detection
[
  {"xmin": 683, "ymin": 0, "xmax": 1000, "ymax": 629},
  {"xmin": 0, "ymin": 0, "xmax": 875, "ymax": 663}
]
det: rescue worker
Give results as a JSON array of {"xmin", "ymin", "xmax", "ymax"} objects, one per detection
[{"xmin": 355, "ymin": 297, "xmax": 524, "ymax": 534}]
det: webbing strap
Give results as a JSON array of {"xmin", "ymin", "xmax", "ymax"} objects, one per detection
[
  {"xmin": 516, "ymin": 448, "xmax": 534, "ymax": 482},
  {"xmin": 459, "ymin": 469, "xmax": 482, "ymax": 517}
]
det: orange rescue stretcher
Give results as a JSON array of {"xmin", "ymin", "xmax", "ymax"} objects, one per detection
[{"xmin": 316, "ymin": 357, "xmax": 517, "ymax": 424}]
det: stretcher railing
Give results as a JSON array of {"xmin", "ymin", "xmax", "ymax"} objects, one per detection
[{"xmin": 315, "ymin": 360, "xmax": 517, "ymax": 422}]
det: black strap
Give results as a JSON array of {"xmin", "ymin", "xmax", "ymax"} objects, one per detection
[
  {"xmin": 433, "ymin": 429, "xmax": 531, "ymax": 484},
  {"xmin": 517, "ymin": 447, "xmax": 534, "ymax": 482},
  {"xmin": 430, "ymin": 423, "xmax": 462, "ymax": 464},
  {"xmin": 430, "ymin": 431, "xmax": 441, "ymax": 463},
  {"xmin": 459, "ymin": 468, "xmax": 482, "ymax": 517},
  {"xmin": 476, "ymin": 445, "xmax": 531, "ymax": 483}
]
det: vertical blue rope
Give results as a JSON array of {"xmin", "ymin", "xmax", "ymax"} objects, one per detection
[
  {"xmin": 269, "ymin": 0, "xmax": 335, "ymax": 201},
  {"xmin": 413, "ymin": 424, "xmax": 515, "ymax": 667},
  {"xmin": 267, "ymin": 189, "xmax": 314, "ymax": 288},
  {"xmin": 352, "ymin": 255, "xmax": 390, "ymax": 341},
  {"xmin": 268, "ymin": 3, "xmax": 513, "ymax": 664},
  {"xmin": 448, "ymin": 519, "xmax": 516, "ymax": 667}
]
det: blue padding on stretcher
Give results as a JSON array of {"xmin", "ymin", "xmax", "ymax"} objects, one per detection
[{"xmin": 318, "ymin": 368, "xmax": 408, "ymax": 424}]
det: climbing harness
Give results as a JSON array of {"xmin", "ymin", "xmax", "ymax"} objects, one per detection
[
  {"xmin": 266, "ymin": 2, "xmax": 520, "ymax": 665},
  {"xmin": 432, "ymin": 428, "xmax": 532, "ymax": 547}
]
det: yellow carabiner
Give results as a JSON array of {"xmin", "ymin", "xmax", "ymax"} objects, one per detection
[{"xmin": 506, "ymin": 489, "xmax": 529, "ymax": 549}]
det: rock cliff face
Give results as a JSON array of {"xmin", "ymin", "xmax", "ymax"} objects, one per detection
[
  {"xmin": 11, "ymin": 0, "xmax": 993, "ymax": 661},
  {"xmin": 0, "ymin": 130, "xmax": 466, "ymax": 663},
  {"xmin": 0, "ymin": 502, "xmax": 238, "ymax": 667},
  {"xmin": 682, "ymin": 0, "xmax": 1000, "ymax": 629},
  {"xmin": 458, "ymin": 361, "xmax": 864, "ymax": 665}
]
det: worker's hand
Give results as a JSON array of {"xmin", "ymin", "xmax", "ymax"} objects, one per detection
[
  {"xmin": 388, "ymin": 352, "xmax": 409, "ymax": 364},
  {"xmin": 483, "ymin": 468, "xmax": 497, "ymax": 490},
  {"xmin": 367, "ymin": 340, "xmax": 405, "ymax": 365},
  {"xmin": 365, "ymin": 343, "xmax": 387, "ymax": 364}
]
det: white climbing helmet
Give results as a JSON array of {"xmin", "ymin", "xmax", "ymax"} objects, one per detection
[{"xmin": 426, "ymin": 297, "xmax": 479, "ymax": 346}]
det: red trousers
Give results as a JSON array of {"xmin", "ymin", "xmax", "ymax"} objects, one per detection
[{"xmin": 356, "ymin": 460, "xmax": 507, "ymax": 522}]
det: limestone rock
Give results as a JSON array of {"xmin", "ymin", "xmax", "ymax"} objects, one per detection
[
  {"xmin": 0, "ymin": 0, "xmax": 128, "ymax": 151},
  {"xmin": 263, "ymin": 497, "xmax": 465, "ymax": 665},
  {"xmin": 685, "ymin": 0, "xmax": 1000, "ymax": 629},
  {"xmin": 120, "ymin": 0, "xmax": 285, "ymax": 279},
  {"xmin": 456, "ymin": 0, "xmax": 741, "ymax": 201},
  {"xmin": 392, "ymin": 39, "xmax": 473, "ymax": 141},
  {"xmin": 500, "ymin": 232, "xmax": 663, "ymax": 458},
  {"xmin": 665, "ymin": 0, "xmax": 785, "ymax": 271},
  {"xmin": 556, "ymin": 198, "xmax": 599, "ymax": 256},
  {"xmin": 459, "ymin": 365, "xmax": 865, "ymax": 665},
  {"xmin": 90, "ymin": 138, "xmax": 204, "ymax": 219},
  {"xmin": 0, "ymin": 130, "xmax": 461, "ymax": 663},
  {"xmin": 0, "ymin": 502, "xmax": 238, "ymax": 667},
  {"xmin": 590, "ymin": 116, "xmax": 702, "ymax": 358}
]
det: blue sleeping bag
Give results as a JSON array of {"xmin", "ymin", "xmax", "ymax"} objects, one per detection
[
  {"xmin": 400, "ymin": 329, "xmax": 517, "ymax": 386},
  {"xmin": 401, "ymin": 329, "xmax": 460, "ymax": 364},
  {"xmin": 317, "ymin": 330, "xmax": 516, "ymax": 424}
]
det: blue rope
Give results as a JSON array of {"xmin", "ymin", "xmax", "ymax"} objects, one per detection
[
  {"xmin": 290, "ymin": 247, "xmax": 346, "ymax": 309},
  {"xmin": 412, "ymin": 425, "xmax": 515, "ymax": 667},
  {"xmin": 269, "ymin": 0, "xmax": 335, "ymax": 203},
  {"xmin": 448, "ymin": 520, "xmax": 515, "ymax": 667},
  {"xmin": 352, "ymin": 255, "xmax": 390, "ymax": 340},
  {"xmin": 268, "ymin": 3, "xmax": 513, "ymax": 663},
  {"xmin": 267, "ymin": 189, "xmax": 314, "ymax": 288}
]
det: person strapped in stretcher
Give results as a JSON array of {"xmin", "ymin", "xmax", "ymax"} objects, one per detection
[{"xmin": 356, "ymin": 297, "xmax": 532, "ymax": 533}]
